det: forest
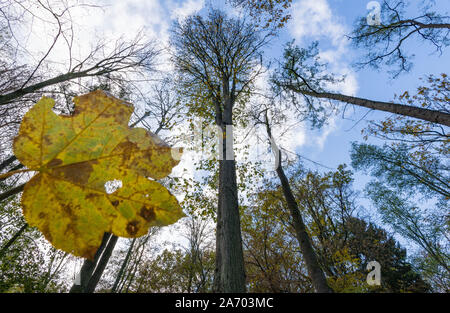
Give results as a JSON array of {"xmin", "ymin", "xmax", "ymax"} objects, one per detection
[{"xmin": 0, "ymin": 0, "xmax": 448, "ymax": 294}]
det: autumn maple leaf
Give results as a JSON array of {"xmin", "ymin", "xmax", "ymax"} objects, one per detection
[{"xmin": 13, "ymin": 90, "xmax": 184, "ymax": 259}]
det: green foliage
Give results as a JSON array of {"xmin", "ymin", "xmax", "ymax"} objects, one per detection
[
  {"xmin": 351, "ymin": 143, "xmax": 449, "ymax": 203},
  {"xmin": 129, "ymin": 248, "xmax": 215, "ymax": 293},
  {"xmin": 242, "ymin": 184, "xmax": 312, "ymax": 292},
  {"xmin": 363, "ymin": 182, "xmax": 449, "ymax": 289},
  {"xmin": 0, "ymin": 197, "xmax": 70, "ymax": 293},
  {"xmin": 242, "ymin": 164, "xmax": 431, "ymax": 292},
  {"xmin": 351, "ymin": 140, "xmax": 449, "ymax": 291},
  {"xmin": 343, "ymin": 217, "xmax": 430, "ymax": 292}
]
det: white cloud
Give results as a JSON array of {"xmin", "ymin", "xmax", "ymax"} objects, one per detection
[
  {"xmin": 19, "ymin": 0, "xmax": 209, "ymax": 76},
  {"xmin": 289, "ymin": 0, "xmax": 346, "ymax": 45},
  {"xmin": 286, "ymin": 0, "xmax": 359, "ymax": 149},
  {"xmin": 169, "ymin": 0, "xmax": 204, "ymax": 20},
  {"xmin": 288, "ymin": 0, "xmax": 357, "ymax": 92},
  {"xmin": 313, "ymin": 116, "xmax": 337, "ymax": 150},
  {"xmin": 100, "ymin": 0, "xmax": 167, "ymax": 41}
]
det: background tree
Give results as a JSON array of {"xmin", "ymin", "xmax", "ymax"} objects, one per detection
[
  {"xmin": 242, "ymin": 184, "xmax": 313, "ymax": 292},
  {"xmin": 351, "ymin": 143, "xmax": 449, "ymax": 291},
  {"xmin": 351, "ymin": 73, "xmax": 449, "ymax": 291},
  {"xmin": 227, "ymin": 0, "xmax": 293, "ymax": 29},
  {"xmin": 249, "ymin": 96, "xmax": 332, "ymax": 292},
  {"xmin": 104, "ymin": 210, "xmax": 215, "ymax": 293},
  {"xmin": 0, "ymin": 192, "xmax": 72, "ymax": 292},
  {"xmin": 273, "ymin": 42, "xmax": 450, "ymax": 126},
  {"xmin": 243, "ymin": 164, "xmax": 430, "ymax": 292},
  {"xmin": 350, "ymin": 0, "xmax": 450, "ymax": 76},
  {"xmin": 298, "ymin": 166, "xmax": 430, "ymax": 292}
]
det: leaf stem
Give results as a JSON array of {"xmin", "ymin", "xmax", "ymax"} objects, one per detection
[{"xmin": 0, "ymin": 169, "xmax": 32, "ymax": 180}]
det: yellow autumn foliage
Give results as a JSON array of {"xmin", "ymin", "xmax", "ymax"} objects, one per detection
[{"xmin": 13, "ymin": 90, "xmax": 184, "ymax": 259}]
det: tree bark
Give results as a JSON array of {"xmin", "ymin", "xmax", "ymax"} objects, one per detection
[
  {"xmin": 214, "ymin": 89, "xmax": 246, "ymax": 292},
  {"xmin": 213, "ymin": 177, "xmax": 223, "ymax": 292},
  {"xmin": 295, "ymin": 89, "xmax": 450, "ymax": 127},
  {"xmin": 0, "ymin": 71, "xmax": 95, "ymax": 106},
  {"xmin": 219, "ymin": 156, "xmax": 246, "ymax": 292},
  {"xmin": 69, "ymin": 232, "xmax": 113, "ymax": 293},
  {"xmin": 275, "ymin": 163, "xmax": 333, "ymax": 292}
]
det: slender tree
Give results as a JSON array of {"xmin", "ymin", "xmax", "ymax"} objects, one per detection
[
  {"xmin": 273, "ymin": 42, "xmax": 450, "ymax": 127},
  {"xmin": 250, "ymin": 102, "xmax": 332, "ymax": 292}
]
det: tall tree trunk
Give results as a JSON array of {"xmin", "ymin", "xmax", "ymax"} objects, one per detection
[
  {"xmin": 275, "ymin": 163, "xmax": 333, "ymax": 293},
  {"xmin": 219, "ymin": 156, "xmax": 246, "ymax": 292},
  {"xmin": 215, "ymin": 89, "xmax": 246, "ymax": 292},
  {"xmin": 265, "ymin": 117, "xmax": 333, "ymax": 293},
  {"xmin": 213, "ymin": 180, "xmax": 223, "ymax": 292}
]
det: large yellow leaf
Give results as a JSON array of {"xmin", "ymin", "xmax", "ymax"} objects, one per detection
[{"xmin": 13, "ymin": 90, "xmax": 184, "ymax": 259}]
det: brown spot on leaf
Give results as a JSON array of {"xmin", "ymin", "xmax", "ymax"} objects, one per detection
[
  {"xmin": 111, "ymin": 200, "xmax": 119, "ymax": 207},
  {"xmin": 27, "ymin": 123, "xmax": 37, "ymax": 132},
  {"xmin": 86, "ymin": 193, "xmax": 98, "ymax": 200},
  {"xmin": 38, "ymin": 212, "xmax": 47, "ymax": 219},
  {"xmin": 53, "ymin": 160, "xmax": 96, "ymax": 184},
  {"xmin": 140, "ymin": 206, "xmax": 155, "ymax": 222},
  {"xmin": 41, "ymin": 224, "xmax": 52, "ymax": 243},
  {"xmin": 65, "ymin": 221, "xmax": 77, "ymax": 236},
  {"xmin": 62, "ymin": 204, "xmax": 73, "ymax": 215},
  {"xmin": 43, "ymin": 135, "xmax": 52, "ymax": 145},
  {"xmin": 114, "ymin": 141, "xmax": 138, "ymax": 163},
  {"xmin": 126, "ymin": 220, "xmax": 139, "ymax": 236},
  {"xmin": 47, "ymin": 158, "xmax": 63, "ymax": 168}
]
